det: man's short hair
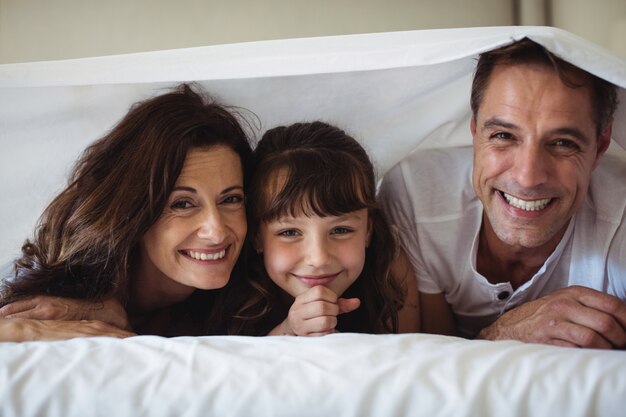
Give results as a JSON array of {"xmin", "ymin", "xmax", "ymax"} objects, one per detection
[{"xmin": 470, "ymin": 38, "xmax": 618, "ymax": 137}]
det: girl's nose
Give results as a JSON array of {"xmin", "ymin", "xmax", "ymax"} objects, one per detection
[{"xmin": 305, "ymin": 237, "xmax": 330, "ymax": 267}]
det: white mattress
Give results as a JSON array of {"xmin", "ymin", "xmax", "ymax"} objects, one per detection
[{"xmin": 1, "ymin": 333, "xmax": 625, "ymax": 417}]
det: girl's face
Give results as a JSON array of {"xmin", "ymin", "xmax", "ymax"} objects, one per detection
[
  {"xmin": 137, "ymin": 146, "xmax": 247, "ymax": 304},
  {"xmin": 257, "ymin": 208, "xmax": 370, "ymax": 298}
]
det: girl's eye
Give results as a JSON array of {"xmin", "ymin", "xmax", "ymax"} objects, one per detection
[
  {"xmin": 278, "ymin": 229, "xmax": 300, "ymax": 237},
  {"xmin": 171, "ymin": 199, "xmax": 194, "ymax": 210},
  {"xmin": 332, "ymin": 227, "xmax": 353, "ymax": 235}
]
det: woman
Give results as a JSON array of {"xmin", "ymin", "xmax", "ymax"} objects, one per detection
[{"xmin": 0, "ymin": 83, "xmax": 254, "ymax": 340}]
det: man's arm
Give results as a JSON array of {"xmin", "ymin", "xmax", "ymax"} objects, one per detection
[{"xmin": 477, "ymin": 286, "xmax": 626, "ymax": 349}]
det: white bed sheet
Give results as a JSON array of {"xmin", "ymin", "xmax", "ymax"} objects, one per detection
[{"xmin": 1, "ymin": 333, "xmax": 625, "ymax": 417}]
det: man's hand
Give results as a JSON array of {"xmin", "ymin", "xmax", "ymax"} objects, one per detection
[
  {"xmin": 478, "ymin": 286, "xmax": 626, "ymax": 349},
  {"xmin": 0, "ymin": 317, "xmax": 136, "ymax": 342},
  {"xmin": 269, "ymin": 286, "xmax": 360, "ymax": 336},
  {"xmin": 0, "ymin": 295, "xmax": 131, "ymax": 331}
]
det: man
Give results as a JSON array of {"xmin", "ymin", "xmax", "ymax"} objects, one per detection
[{"xmin": 379, "ymin": 38, "xmax": 626, "ymax": 349}]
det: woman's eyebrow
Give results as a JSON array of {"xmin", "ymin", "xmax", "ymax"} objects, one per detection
[
  {"xmin": 172, "ymin": 186, "xmax": 197, "ymax": 193},
  {"xmin": 221, "ymin": 186, "xmax": 244, "ymax": 194}
]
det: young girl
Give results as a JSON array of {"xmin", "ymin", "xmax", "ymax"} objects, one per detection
[{"xmin": 241, "ymin": 121, "xmax": 419, "ymax": 336}]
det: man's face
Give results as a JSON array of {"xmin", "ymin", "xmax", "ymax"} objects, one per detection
[{"xmin": 471, "ymin": 63, "xmax": 610, "ymax": 253}]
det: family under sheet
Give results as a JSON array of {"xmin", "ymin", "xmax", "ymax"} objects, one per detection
[{"xmin": 1, "ymin": 38, "xmax": 625, "ymax": 349}]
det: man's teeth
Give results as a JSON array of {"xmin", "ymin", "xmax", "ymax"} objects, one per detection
[
  {"xmin": 186, "ymin": 249, "xmax": 226, "ymax": 261},
  {"xmin": 503, "ymin": 192, "xmax": 551, "ymax": 211}
]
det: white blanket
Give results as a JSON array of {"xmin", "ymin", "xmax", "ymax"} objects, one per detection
[
  {"xmin": 1, "ymin": 333, "xmax": 625, "ymax": 417},
  {"xmin": 1, "ymin": 26, "xmax": 626, "ymax": 417}
]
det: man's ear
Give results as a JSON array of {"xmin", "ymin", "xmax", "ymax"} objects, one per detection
[
  {"xmin": 470, "ymin": 115, "xmax": 477, "ymax": 136},
  {"xmin": 594, "ymin": 119, "xmax": 613, "ymax": 168}
]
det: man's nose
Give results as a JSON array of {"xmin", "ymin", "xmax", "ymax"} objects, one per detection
[{"xmin": 511, "ymin": 143, "xmax": 549, "ymax": 189}]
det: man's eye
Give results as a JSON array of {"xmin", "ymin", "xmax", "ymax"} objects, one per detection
[
  {"xmin": 171, "ymin": 200, "xmax": 194, "ymax": 210},
  {"xmin": 491, "ymin": 131, "xmax": 512, "ymax": 140},
  {"xmin": 553, "ymin": 139, "xmax": 580, "ymax": 150}
]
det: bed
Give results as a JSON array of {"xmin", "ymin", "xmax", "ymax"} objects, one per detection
[{"xmin": 1, "ymin": 26, "xmax": 625, "ymax": 417}]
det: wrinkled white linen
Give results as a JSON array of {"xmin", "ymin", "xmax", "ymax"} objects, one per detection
[{"xmin": 1, "ymin": 333, "xmax": 625, "ymax": 417}]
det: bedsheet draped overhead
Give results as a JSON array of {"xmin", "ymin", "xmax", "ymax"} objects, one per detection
[{"xmin": 1, "ymin": 26, "xmax": 626, "ymax": 268}]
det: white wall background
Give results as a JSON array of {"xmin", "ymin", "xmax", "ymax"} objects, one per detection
[
  {"xmin": 551, "ymin": 0, "xmax": 626, "ymax": 58},
  {"xmin": 0, "ymin": 0, "xmax": 508, "ymax": 63},
  {"xmin": 0, "ymin": 0, "xmax": 622, "ymax": 63},
  {"xmin": 0, "ymin": 0, "xmax": 592, "ymax": 64},
  {"xmin": 1, "ymin": 0, "xmax": 624, "ymax": 64}
]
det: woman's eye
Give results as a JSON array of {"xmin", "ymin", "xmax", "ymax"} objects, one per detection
[
  {"xmin": 221, "ymin": 194, "xmax": 245, "ymax": 207},
  {"xmin": 332, "ymin": 227, "xmax": 353, "ymax": 235},
  {"xmin": 171, "ymin": 200, "xmax": 194, "ymax": 210}
]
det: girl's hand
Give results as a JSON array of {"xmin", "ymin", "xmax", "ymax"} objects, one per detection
[
  {"xmin": 269, "ymin": 286, "xmax": 360, "ymax": 336},
  {"xmin": 0, "ymin": 295, "xmax": 131, "ymax": 331}
]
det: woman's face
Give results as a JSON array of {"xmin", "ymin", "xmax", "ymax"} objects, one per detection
[{"xmin": 137, "ymin": 146, "xmax": 247, "ymax": 302}]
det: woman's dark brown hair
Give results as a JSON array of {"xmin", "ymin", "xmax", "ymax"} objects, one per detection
[
  {"xmin": 236, "ymin": 121, "xmax": 404, "ymax": 334},
  {"xmin": 1, "ymin": 83, "xmax": 253, "ymax": 334}
]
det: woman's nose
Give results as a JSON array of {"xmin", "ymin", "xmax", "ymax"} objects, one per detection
[{"xmin": 196, "ymin": 208, "xmax": 227, "ymax": 243}]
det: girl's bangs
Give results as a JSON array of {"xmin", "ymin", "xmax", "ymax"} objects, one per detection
[{"xmin": 258, "ymin": 157, "xmax": 372, "ymax": 222}]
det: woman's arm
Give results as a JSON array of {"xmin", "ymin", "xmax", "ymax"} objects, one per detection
[
  {"xmin": 0, "ymin": 317, "xmax": 135, "ymax": 342},
  {"xmin": 0, "ymin": 295, "xmax": 131, "ymax": 331}
]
